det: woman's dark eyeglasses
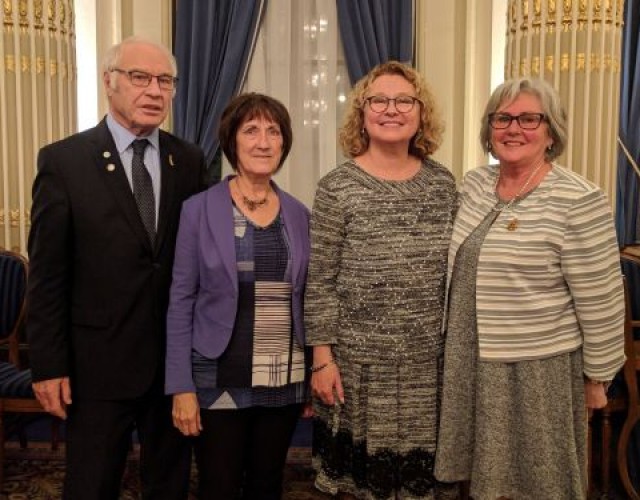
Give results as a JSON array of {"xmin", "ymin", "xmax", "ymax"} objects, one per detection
[
  {"xmin": 488, "ymin": 112, "xmax": 546, "ymax": 130},
  {"xmin": 364, "ymin": 95, "xmax": 420, "ymax": 114},
  {"xmin": 110, "ymin": 68, "xmax": 178, "ymax": 91}
]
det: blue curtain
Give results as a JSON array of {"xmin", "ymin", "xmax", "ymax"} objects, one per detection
[
  {"xmin": 336, "ymin": 0, "xmax": 413, "ymax": 85},
  {"xmin": 616, "ymin": 0, "xmax": 640, "ymax": 490},
  {"xmin": 173, "ymin": 0, "xmax": 266, "ymax": 183},
  {"xmin": 616, "ymin": 0, "xmax": 640, "ymax": 246}
]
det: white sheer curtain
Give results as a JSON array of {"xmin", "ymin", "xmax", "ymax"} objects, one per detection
[{"xmin": 222, "ymin": 0, "xmax": 350, "ymax": 207}]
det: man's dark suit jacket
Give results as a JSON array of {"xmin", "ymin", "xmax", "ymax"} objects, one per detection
[{"xmin": 26, "ymin": 118, "xmax": 205, "ymax": 400}]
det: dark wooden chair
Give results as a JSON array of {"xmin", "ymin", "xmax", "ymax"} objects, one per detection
[
  {"xmin": 617, "ymin": 248, "xmax": 640, "ymax": 500},
  {"xmin": 588, "ymin": 249, "xmax": 640, "ymax": 496},
  {"xmin": 0, "ymin": 249, "xmax": 59, "ymax": 489},
  {"xmin": 587, "ymin": 276, "xmax": 629, "ymax": 495},
  {"xmin": 588, "ymin": 384, "xmax": 627, "ymax": 494}
]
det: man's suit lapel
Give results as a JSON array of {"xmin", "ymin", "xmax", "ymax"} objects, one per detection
[
  {"xmin": 156, "ymin": 131, "xmax": 178, "ymax": 256},
  {"xmin": 88, "ymin": 119, "xmax": 153, "ymax": 252}
]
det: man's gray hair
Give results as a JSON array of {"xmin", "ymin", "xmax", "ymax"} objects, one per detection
[{"xmin": 102, "ymin": 36, "xmax": 177, "ymax": 79}]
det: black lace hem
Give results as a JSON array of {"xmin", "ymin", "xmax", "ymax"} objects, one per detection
[{"xmin": 312, "ymin": 417, "xmax": 436, "ymax": 498}]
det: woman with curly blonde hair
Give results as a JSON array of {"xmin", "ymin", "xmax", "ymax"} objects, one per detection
[
  {"xmin": 339, "ymin": 61, "xmax": 444, "ymax": 160},
  {"xmin": 305, "ymin": 61, "xmax": 458, "ymax": 499}
]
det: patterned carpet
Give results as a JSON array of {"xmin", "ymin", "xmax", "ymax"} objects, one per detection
[
  {"xmin": 3, "ymin": 443, "xmax": 630, "ymax": 499},
  {"xmin": 0, "ymin": 444, "xmax": 329, "ymax": 499}
]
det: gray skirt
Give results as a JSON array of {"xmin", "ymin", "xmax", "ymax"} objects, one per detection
[{"xmin": 435, "ymin": 348, "xmax": 587, "ymax": 500}]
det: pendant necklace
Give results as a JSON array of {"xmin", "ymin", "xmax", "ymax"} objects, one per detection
[
  {"xmin": 493, "ymin": 160, "xmax": 547, "ymax": 231},
  {"xmin": 235, "ymin": 178, "xmax": 270, "ymax": 211}
]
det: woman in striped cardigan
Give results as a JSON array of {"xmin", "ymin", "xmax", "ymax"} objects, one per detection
[{"xmin": 435, "ymin": 78, "xmax": 625, "ymax": 500}]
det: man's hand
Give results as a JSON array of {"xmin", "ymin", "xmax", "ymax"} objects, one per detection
[{"xmin": 32, "ymin": 377, "xmax": 72, "ymax": 419}]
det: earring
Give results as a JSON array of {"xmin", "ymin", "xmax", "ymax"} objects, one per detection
[
  {"xmin": 547, "ymin": 143, "xmax": 553, "ymax": 152},
  {"xmin": 487, "ymin": 141, "xmax": 493, "ymax": 152}
]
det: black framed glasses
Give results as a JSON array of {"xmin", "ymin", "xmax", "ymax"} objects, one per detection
[
  {"xmin": 364, "ymin": 95, "xmax": 420, "ymax": 114},
  {"xmin": 488, "ymin": 112, "xmax": 546, "ymax": 130},
  {"xmin": 110, "ymin": 68, "xmax": 178, "ymax": 91}
]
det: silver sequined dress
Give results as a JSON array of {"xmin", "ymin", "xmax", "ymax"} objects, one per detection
[{"xmin": 305, "ymin": 160, "xmax": 458, "ymax": 499}]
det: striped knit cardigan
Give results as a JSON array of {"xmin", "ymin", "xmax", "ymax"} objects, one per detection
[{"xmin": 446, "ymin": 164, "xmax": 625, "ymax": 381}]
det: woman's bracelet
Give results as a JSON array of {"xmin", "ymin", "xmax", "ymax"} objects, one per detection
[{"xmin": 310, "ymin": 359, "xmax": 335, "ymax": 373}]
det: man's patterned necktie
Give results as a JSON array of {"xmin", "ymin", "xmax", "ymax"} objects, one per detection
[{"xmin": 131, "ymin": 139, "xmax": 156, "ymax": 244}]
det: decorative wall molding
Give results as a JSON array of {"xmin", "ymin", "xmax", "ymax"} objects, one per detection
[
  {"xmin": 415, "ymin": 1, "xmax": 494, "ymax": 181},
  {"xmin": 506, "ymin": 0, "xmax": 624, "ymax": 205},
  {"xmin": 0, "ymin": 0, "xmax": 76, "ymax": 253}
]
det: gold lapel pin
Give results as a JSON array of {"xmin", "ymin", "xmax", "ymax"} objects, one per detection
[
  {"xmin": 102, "ymin": 151, "xmax": 111, "ymax": 159},
  {"xmin": 507, "ymin": 218, "xmax": 519, "ymax": 231},
  {"xmin": 169, "ymin": 154, "xmax": 175, "ymax": 167},
  {"xmin": 106, "ymin": 163, "xmax": 116, "ymax": 172}
]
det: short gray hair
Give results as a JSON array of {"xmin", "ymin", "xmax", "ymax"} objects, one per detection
[
  {"xmin": 102, "ymin": 36, "xmax": 177, "ymax": 82},
  {"xmin": 480, "ymin": 78, "xmax": 567, "ymax": 162}
]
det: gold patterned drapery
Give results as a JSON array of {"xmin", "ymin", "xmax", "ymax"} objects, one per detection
[
  {"xmin": 505, "ymin": 0, "xmax": 624, "ymax": 204},
  {"xmin": 1, "ymin": 0, "xmax": 76, "ymax": 253}
]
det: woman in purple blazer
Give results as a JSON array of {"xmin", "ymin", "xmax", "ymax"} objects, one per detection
[{"xmin": 165, "ymin": 93, "xmax": 310, "ymax": 499}]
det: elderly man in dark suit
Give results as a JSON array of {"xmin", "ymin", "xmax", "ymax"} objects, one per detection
[{"xmin": 26, "ymin": 36, "xmax": 205, "ymax": 499}]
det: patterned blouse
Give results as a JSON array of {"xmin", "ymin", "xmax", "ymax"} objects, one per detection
[{"xmin": 192, "ymin": 207, "xmax": 306, "ymax": 409}]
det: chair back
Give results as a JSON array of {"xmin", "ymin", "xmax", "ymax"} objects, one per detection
[
  {"xmin": 619, "ymin": 248, "xmax": 640, "ymax": 499},
  {"xmin": 622, "ymin": 275, "xmax": 640, "ymax": 399},
  {"xmin": 0, "ymin": 250, "xmax": 27, "ymax": 361},
  {"xmin": 0, "ymin": 250, "xmax": 27, "ymax": 339}
]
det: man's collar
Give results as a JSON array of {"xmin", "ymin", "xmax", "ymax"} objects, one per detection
[{"xmin": 105, "ymin": 113, "xmax": 160, "ymax": 153}]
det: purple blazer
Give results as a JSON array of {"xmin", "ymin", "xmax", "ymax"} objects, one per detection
[{"xmin": 165, "ymin": 176, "xmax": 310, "ymax": 394}]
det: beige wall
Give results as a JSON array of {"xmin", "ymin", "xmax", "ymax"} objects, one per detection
[
  {"xmin": 416, "ymin": 0, "xmax": 494, "ymax": 182},
  {"xmin": 93, "ymin": 0, "xmax": 172, "ymax": 118}
]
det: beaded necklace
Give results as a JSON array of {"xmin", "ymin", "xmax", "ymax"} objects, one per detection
[{"xmin": 234, "ymin": 178, "xmax": 270, "ymax": 211}]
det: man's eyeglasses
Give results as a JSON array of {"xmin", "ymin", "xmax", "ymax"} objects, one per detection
[
  {"xmin": 364, "ymin": 95, "xmax": 420, "ymax": 114},
  {"xmin": 110, "ymin": 68, "xmax": 178, "ymax": 91},
  {"xmin": 488, "ymin": 112, "xmax": 546, "ymax": 130}
]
